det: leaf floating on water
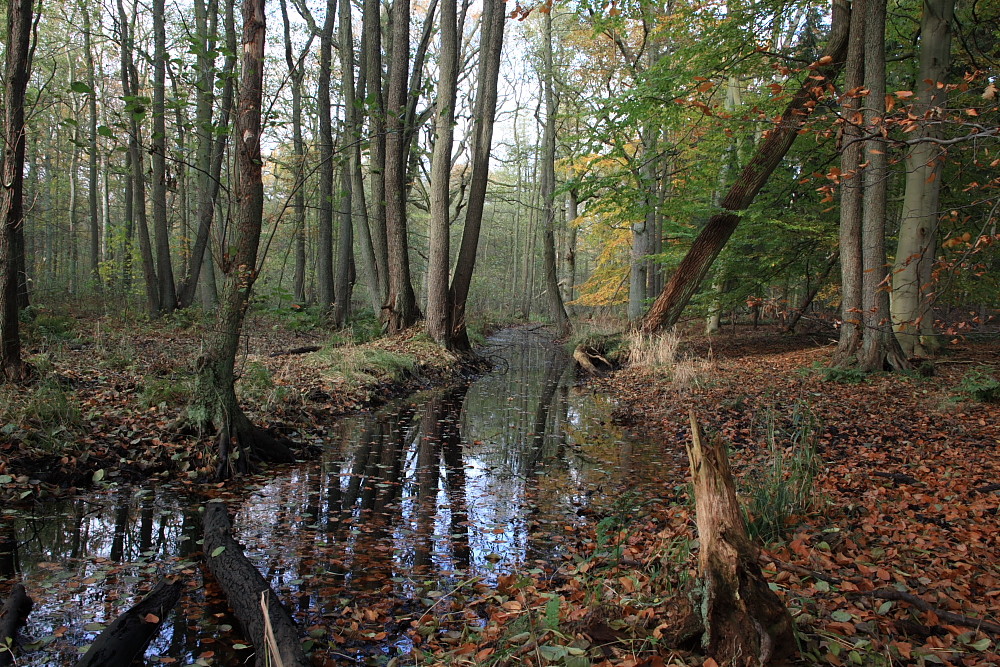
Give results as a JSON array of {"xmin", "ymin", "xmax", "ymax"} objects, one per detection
[
  {"xmin": 210, "ymin": 546, "xmax": 226, "ymax": 558},
  {"xmin": 144, "ymin": 613, "xmax": 160, "ymax": 623}
]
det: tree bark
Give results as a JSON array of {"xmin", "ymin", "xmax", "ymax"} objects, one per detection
[
  {"xmin": 426, "ymin": 0, "xmax": 460, "ymax": 347},
  {"xmin": 834, "ymin": 0, "xmax": 867, "ymax": 363},
  {"xmin": 448, "ymin": 0, "xmax": 506, "ymax": 349},
  {"xmin": 81, "ymin": 0, "xmax": 102, "ymax": 289},
  {"xmin": 383, "ymin": 0, "xmax": 420, "ymax": 332},
  {"xmin": 891, "ymin": 0, "xmax": 954, "ymax": 358},
  {"xmin": 857, "ymin": 0, "xmax": 908, "ymax": 372},
  {"xmin": 203, "ymin": 502, "xmax": 309, "ymax": 667},
  {"xmin": 315, "ymin": 0, "xmax": 337, "ymax": 310},
  {"xmin": 0, "ymin": 583, "xmax": 32, "ymax": 666},
  {"xmin": 151, "ymin": 0, "xmax": 177, "ymax": 313},
  {"xmin": 74, "ymin": 579, "xmax": 181, "ymax": 667},
  {"xmin": 686, "ymin": 412, "xmax": 795, "ymax": 666},
  {"xmin": 189, "ymin": 0, "xmax": 295, "ymax": 479},
  {"xmin": 638, "ymin": 0, "xmax": 850, "ymax": 334},
  {"xmin": 0, "ymin": 0, "xmax": 34, "ymax": 383},
  {"xmin": 540, "ymin": 7, "xmax": 570, "ymax": 337}
]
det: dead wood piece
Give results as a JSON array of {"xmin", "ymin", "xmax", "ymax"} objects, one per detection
[
  {"xmin": 872, "ymin": 471, "xmax": 920, "ymax": 485},
  {"xmin": 269, "ymin": 345, "xmax": 321, "ymax": 357},
  {"xmin": 686, "ymin": 411, "xmax": 796, "ymax": 666},
  {"xmin": 971, "ymin": 483, "xmax": 1000, "ymax": 495},
  {"xmin": 848, "ymin": 588, "xmax": 1000, "ymax": 636},
  {"xmin": 573, "ymin": 345, "xmax": 611, "ymax": 374},
  {"xmin": 0, "ymin": 584, "xmax": 32, "ymax": 667},
  {"xmin": 203, "ymin": 501, "xmax": 310, "ymax": 667},
  {"xmin": 74, "ymin": 578, "xmax": 181, "ymax": 667}
]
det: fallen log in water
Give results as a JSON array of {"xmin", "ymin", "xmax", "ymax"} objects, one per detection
[
  {"xmin": 0, "ymin": 584, "xmax": 32, "ymax": 667},
  {"xmin": 203, "ymin": 501, "xmax": 310, "ymax": 667},
  {"xmin": 74, "ymin": 578, "xmax": 181, "ymax": 667}
]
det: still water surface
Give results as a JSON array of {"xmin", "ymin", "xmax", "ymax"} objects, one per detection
[{"xmin": 5, "ymin": 328, "xmax": 670, "ymax": 665}]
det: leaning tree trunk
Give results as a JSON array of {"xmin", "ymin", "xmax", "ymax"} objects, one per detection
[
  {"xmin": 686, "ymin": 412, "xmax": 795, "ymax": 666},
  {"xmin": 0, "ymin": 0, "xmax": 34, "ymax": 383},
  {"xmin": 189, "ymin": 0, "xmax": 294, "ymax": 480},
  {"xmin": 639, "ymin": 0, "xmax": 850, "ymax": 334}
]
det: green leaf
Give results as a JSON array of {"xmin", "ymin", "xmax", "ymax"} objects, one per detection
[
  {"xmin": 815, "ymin": 580, "xmax": 830, "ymax": 592},
  {"xmin": 0, "ymin": 475, "xmax": 12, "ymax": 485},
  {"xmin": 92, "ymin": 469, "xmax": 105, "ymax": 483},
  {"xmin": 210, "ymin": 546, "xmax": 226, "ymax": 558},
  {"xmin": 969, "ymin": 638, "xmax": 991, "ymax": 651},
  {"xmin": 70, "ymin": 81, "xmax": 94, "ymax": 94},
  {"xmin": 831, "ymin": 610, "xmax": 853, "ymax": 623},
  {"xmin": 232, "ymin": 643, "xmax": 250, "ymax": 650},
  {"xmin": 877, "ymin": 601, "xmax": 892, "ymax": 615},
  {"xmin": 98, "ymin": 125, "xmax": 113, "ymax": 138}
]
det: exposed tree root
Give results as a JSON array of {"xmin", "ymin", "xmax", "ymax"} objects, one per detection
[{"xmin": 0, "ymin": 583, "xmax": 31, "ymax": 667}]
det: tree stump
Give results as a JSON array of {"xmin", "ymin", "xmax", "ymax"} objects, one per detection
[
  {"xmin": 686, "ymin": 410, "xmax": 795, "ymax": 666},
  {"xmin": 203, "ymin": 501, "xmax": 310, "ymax": 667},
  {"xmin": 74, "ymin": 578, "xmax": 180, "ymax": 667},
  {"xmin": 0, "ymin": 583, "xmax": 31, "ymax": 666}
]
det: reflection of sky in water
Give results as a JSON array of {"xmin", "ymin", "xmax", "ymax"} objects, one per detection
[{"xmin": 6, "ymin": 329, "xmax": 643, "ymax": 665}]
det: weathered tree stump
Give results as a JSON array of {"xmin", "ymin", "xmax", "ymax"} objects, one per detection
[
  {"xmin": 0, "ymin": 583, "xmax": 32, "ymax": 666},
  {"xmin": 74, "ymin": 578, "xmax": 180, "ymax": 667},
  {"xmin": 203, "ymin": 501, "xmax": 310, "ymax": 667},
  {"xmin": 685, "ymin": 410, "xmax": 796, "ymax": 666}
]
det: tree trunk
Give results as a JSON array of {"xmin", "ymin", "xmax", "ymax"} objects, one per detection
[
  {"xmin": 857, "ymin": 0, "xmax": 908, "ymax": 372},
  {"xmin": 315, "ymin": 0, "xmax": 337, "ymax": 310},
  {"xmin": 189, "ymin": 0, "xmax": 295, "ymax": 479},
  {"xmin": 383, "ymin": 0, "xmax": 419, "ymax": 332},
  {"xmin": 74, "ymin": 579, "xmax": 181, "ymax": 667},
  {"xmin": 151, "ymin": 0, "xmax": 177, "ymax": 313},
  {"xmin": 686, "ymin": 412, "xmax": 795, "ymax": 666},
  {"xmin": 448, "ymin": 0, "xmax": 506, "ymax": 349},
  {"xmin": 891, "ymin": 0, "xmax": 954, "ymax": 357},
  {"xmin": 834, "ymin": 0, "xmax": 867, "ymax": 363},
  {"xmin": 203, "ymin": 502, "xmax": 309, "ymax": 667},
  {"xmin": 638, "ymin": 0, "xmax": 850, "ymax": 334},
  {"xmin": 362, "ymin": 0, "xmax": 389, "ymax": 302},
  {"xmin": 81, "ymin": 0, "xmax": 102, "ymax": 290},
  {"xmin": 0, "ymin": 0, "xmax": 33, "ymax": 383},
  {"xmin": 0, "ymin": 583, "xmax": 31, "ymax": 667},
  {"xmin": 426, "ymin": 0, "xmax": 459, "ymax": 347}
]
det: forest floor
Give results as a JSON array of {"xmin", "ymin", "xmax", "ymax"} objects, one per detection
[
  {"xmin": 0, "ymin": 306, "xmax": 470, "ymax": 495},
  {"xmin": 2, "ymin": 310, "xmax": 999, "ymax": 666},
  {"xmin": 426, "ymin": 327, "xmax": 1000, "ymax": 667}
]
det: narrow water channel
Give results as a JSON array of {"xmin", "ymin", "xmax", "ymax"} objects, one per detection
[{"xmin": 4, "ymin": 328, "xmax": 675, "ymax": 665}]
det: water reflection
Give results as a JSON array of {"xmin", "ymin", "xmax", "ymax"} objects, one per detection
[{"xmin": 7, "ymin": 328, "xmax": 653, "ymax": 665}]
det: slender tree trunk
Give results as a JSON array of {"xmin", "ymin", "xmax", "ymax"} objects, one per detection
[
  {"xmin": 383, "ymin": 0, "xmax": 419, "ymax": 332},
  {"xmin": 191, "ymin": 0, "xmax": 295, "ymax": 480},
  {"xmin": 834, "ymin": 0, "xmax": 866, "ymax": 363},
  {"xmin": 0, "ymin": 0, "xmax": 33, "ymax": 382},
  {"xmin": 426, "ymin": 0, "xmax": 459, "ymax": 346},
  {"xmin": 639, "ymin": 0, "xmax": 850, "ymax": 334},
  {"xmin": 891, "ymin": 0, "xmax": 954, "ymax": 357},
  {"xmin": 563, "ymin": 189, "xmax": 579, "ymax": 314},
  {"xmin": 119, "ymin": 0, "xmax": 160, "ymax": 315},
  {"xmin": 315, "ymin": 0, "xmax": 336, "ymax": 310},
  {"xmin": 362, "ymin": 0, "xmax": 389, "ymax": 301},
  {"xmin": 82, "ymin": 0, "xmax": 102, "ymax": 289},
  {"xmin": 448, "ymin": 0, "xmax": 505, "ymax": 348},
  {"xmin": 540, "ymin": 7, "xmax": 569, "ymax": 336},
  {"xmin": 280, "ymin": 0, "xmax": 310, "ymax": 305},
  {"xmin": 857, "ymin": 0, "xmax": 908, "ymax": 372},
  {"xmin": 152, "ymin": 0, "xmax": 177, "ymax": 313}
]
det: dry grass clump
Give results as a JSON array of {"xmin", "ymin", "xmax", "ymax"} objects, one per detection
[{"xmin": 627, "ymin": 329, "xmax": 714, "ymax": 389}]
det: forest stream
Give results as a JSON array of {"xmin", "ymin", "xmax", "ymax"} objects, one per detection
[{"xmin": 2, "ymin": 328, "xmax": 681, "ymax": 665}]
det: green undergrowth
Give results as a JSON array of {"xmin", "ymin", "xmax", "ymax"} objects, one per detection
[{"xmin": 956, "ymin": 367, "xmax": 1000, "ymax": 402}]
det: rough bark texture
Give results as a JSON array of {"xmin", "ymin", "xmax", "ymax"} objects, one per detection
[
  {"xmin": 383, "ymin": 0, "xmax": 420, "ymax": 333},
  {"xmin": 190, "ymin": 0, "xmax": 295, "ymax": 479},
  {"xmin": 151, "ymin": 0, "xmax": 177, "ymax": 313},
  {"xmin": 315, "ymin": 0, "xmax": 337, "ymax": 310},
  {"xmin": 639, "ymin": 0, "xmax": 850, "ymax": 334},
  {"xmin": 203, "ymin": 502, "xmax": 309, "ymax": 667},
  {"xmin": 891, "ymin": 0, "xmax": 954, "ymax": 357},
  {"xmin": 0, "ymin": 584, "xmax": 32, "ymax": 666},
  {"xmin": 834, "ymin": 0, "xmax": 867, "ymax": 363},
  {"xmin": 448, "ymin": 0, "xmax": 506, "ymax": 349},
  {"xmin": 426, "ymin": 0, "xmax": 459, "ymax": 347},
  {"xmin": 686, "ymin": 412, "xmax": 795, "ymax": 666},
  {"xmin": 0, "ymin": 0, "xmax": 33, "ymax": 383},
  {"xmin": 74, "ymin": 579, "xmax": 180, "ymax": 667}
]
